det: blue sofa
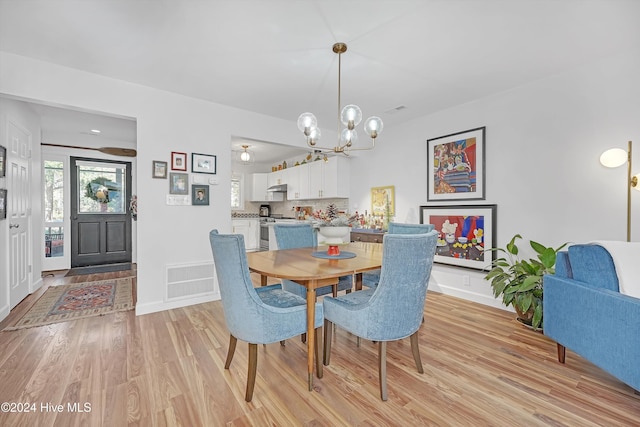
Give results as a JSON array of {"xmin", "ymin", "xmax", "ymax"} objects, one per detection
[{"xmin": 544, "ymin": 243, "xmax": 640, "ymax": 392}]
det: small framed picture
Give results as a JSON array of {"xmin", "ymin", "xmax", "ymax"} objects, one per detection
[
  {"xmin": 169, "ymin": 173, "xmax": 189, "ymax": 195},
  {"xmin": 371, "ymin": 185, "xmax": 395, "ymax": 217},
  {"xmin": 0, "ymin": 145, "xmax": 6, "ymax": 177},
  {"xmin": 192, "ymin": 153, "xmax": 216, "ymax": 174},
  {"xmin": 191, "ymin": 185, "xmax": 209, "ymax": 205},
  {"xmin": 152, "ymin": 160, "xmax": 168, "ymax": 178},
  {"xmin": 171, "ymin": 152, "xmax": 187, "ymax": 171},
  {"xmin": 0, "ymin": 189, "xmax": 6, "ymax": 219}
]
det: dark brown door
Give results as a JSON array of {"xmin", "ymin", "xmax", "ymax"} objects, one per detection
[{"xmin": 70, "ymin": 157, "xmax": 132, "ymax": 267}]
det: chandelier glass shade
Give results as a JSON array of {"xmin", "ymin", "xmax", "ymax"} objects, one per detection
[{"xmin": 298, "ymin": 42, "xmax": 383, "ymax": 154}]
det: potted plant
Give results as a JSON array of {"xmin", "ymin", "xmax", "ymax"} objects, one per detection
[{"xmin": 484, "ymin": 234, "xmax": 567, "ymax": 330}]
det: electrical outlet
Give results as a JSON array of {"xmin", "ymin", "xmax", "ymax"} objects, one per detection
[{"xmin": 462, "ymin": 275, "xmax": 470, "ymax": 286}]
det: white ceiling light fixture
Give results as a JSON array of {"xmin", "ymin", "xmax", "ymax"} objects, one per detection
[
  {"xmin": 238, "ymin": 144, "xmax": 255, "ymax": 164},
  {"xmin": 297, "ymin": 42, "xmax": 383, "ymax": 155}
]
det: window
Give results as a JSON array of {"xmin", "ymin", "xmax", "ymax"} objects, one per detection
[
  {"xmin": 231, "ymin": 174, "xmax": 244, "ymax": 210},
  {"xmin": 76, "ymin": 161, "xmax": 127, "ymax": 214},
  {"xmin": 44, "ymin": 160, "xmax": 64, "ymax": 258}
]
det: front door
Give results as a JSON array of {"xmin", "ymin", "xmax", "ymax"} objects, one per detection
[
  {"xmin": 7, "ymin": 118, "xmax": 31, "ymax": 308},
  {"xmin": 70, "ymin": 157, "xmax": 132, "ymax": 267}
]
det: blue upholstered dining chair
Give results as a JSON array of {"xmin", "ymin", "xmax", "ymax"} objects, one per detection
[
  {"xmin": 361, "ymin": 222, "xmax": 435, "ymax": 289},
  {"xmin": 323, "ymin": 231, "xmax": 438, "ymax": 400},
  {"xmin": 208, "ymin": 229, "xmax": 324, "ymax": 402},
  {"xmin": 273, "ymin": 223, "xmax": 353, "ymax": 298}
]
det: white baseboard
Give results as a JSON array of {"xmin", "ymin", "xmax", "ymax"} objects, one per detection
[
  {"xmin": 135, "ymin": 291, "xmax": 221, "ymax": 316},
  {"xmin": 0, "ymin": 303, "xmax": 9, "ymax": 323}
]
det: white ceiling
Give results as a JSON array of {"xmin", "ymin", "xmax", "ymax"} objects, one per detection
[{"xmin": 2, "ymin": 0, "xmax": 640, "ymax": 164}]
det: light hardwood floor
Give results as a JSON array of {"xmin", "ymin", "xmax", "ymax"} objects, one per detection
[{"xmin": 0, "ymin": 268, "xmax": 638, "ymax": 426}]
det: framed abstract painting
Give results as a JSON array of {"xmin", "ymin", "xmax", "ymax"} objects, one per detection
[
  {"xmin": 420, "ymin": 204, "xmax": 496, "ymax": 270},
  {"xmin": 427, "ymin": 127, "xmax": 486, "ymax": 201}
]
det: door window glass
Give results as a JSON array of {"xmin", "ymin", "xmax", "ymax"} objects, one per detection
[{"xmin": 76, "ymin": 162, "xmax": 127, "ymax": 214}]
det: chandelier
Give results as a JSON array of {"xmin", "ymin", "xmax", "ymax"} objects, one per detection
[{"xmin": 297, "ymin": 42, "xmax": 383, "ymax": 155}]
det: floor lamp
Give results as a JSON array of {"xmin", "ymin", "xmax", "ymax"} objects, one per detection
[{"xmin": 600, "ymin": 141, "xmax": 640, "ymax": 242}]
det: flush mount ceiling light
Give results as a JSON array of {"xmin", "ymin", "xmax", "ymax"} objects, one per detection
[
  {"xmin": 600, "ymin": 141, "xmax": 640, "ymax": 242},
  {"xmin": 297, "ymin": 42, "xmax": 383, "ymax": 155},
  {"xmin": 238, "ymin": 144, "xmax": 254, "ymax": 164}
]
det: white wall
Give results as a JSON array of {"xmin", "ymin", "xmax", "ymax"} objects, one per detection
[
  {"xmin": 3, "ymin": 46, "xmax": 639, "ymax": 317},
  {"xmin": 0, "ymin": 97, "xmax": 43, "ymax": 319},
  {"xmin": 0, "ymin": 52, "xmax": 306, "ymax": 316},
  {"xmin": 349, "ymin": 48, "xmax": 640, "ymax": 308}
]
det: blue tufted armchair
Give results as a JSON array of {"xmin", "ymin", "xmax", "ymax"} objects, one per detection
[
  {"xmin": 323, "ymin": 231, "xmax": 438, "ymax": 400},
  {"xmin": 274, "ymin": 223, "xmax": 353, "ymax": 297},
  {"xmin": 209, "ymin": 230, "xmax": 324, "ymax": 401},
  {"xmin": 362, "ymin": 222, "xmax": 435, "ymax": 289}
]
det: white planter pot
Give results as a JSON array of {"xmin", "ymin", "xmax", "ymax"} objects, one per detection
[{"xmin": 318, "ymin": 226, "xmax": 350, "ymax": 244}]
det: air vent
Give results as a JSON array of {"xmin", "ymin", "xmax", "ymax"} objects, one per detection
[
  {"xmin": 166, "ymin": 262, "xmax": 215, "ymax": 301},
  {"xmin": 385, "ymin": 105, "xmax": 407, "ymax": 115}
]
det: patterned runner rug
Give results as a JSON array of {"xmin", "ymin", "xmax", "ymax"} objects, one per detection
[{"xmin": 3, "ymin": 277, "xmax": 134, "ymax": 331}]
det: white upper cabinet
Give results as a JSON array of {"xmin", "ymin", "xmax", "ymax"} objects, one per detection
[
  {"xmin": 288, "ymin": 156, "xmax": 349, "ymax": 200},
  {"xmin": 250, "ymin": 173, "xmax": 283, "ymax": 202}
]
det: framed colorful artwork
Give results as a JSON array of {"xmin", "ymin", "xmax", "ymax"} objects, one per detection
[
  {"xmin": 152, "ymin": 160, "xmax": 168, "ymax": 178},
  {"xmin": 427, "ymin": 127, "xmax": 486, "ymax": 201},
  {"xmin": 191, "ymin": 185, "xmax": 209, "ymax": 205},
  {"xmin": 169, "ymin": 172, "xmax": 189, "ymax": 195},
  {"xmin": 192, "ymin": 153, "xmax": 216, "ymax": 174},
  {"xmin": 171, "ymin": 152, "xmax": 187, "ymax": 171},
  {"xmin": 371, "ymin": 185, "xmax": 395, "ymax": 217},
  {"xmin": 420, "ymin": 204, "xmax": 496, "ymax": 270}
]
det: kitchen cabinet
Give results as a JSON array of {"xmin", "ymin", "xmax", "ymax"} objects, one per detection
[
  {"xmin": 267, "ymin": 169, "xmax": 287, "ymax": 187},
  {"xmin": 250, "ymin": 173, "xmax": 283, "ymax": 202},
  {"xmin": 286, "ymin": 164, "xmax": 310, "ymax": 200},
  {"xmin": 232, "ymin": 219, "xmax": 260, "ymax": 251},
  {"xmin": 286, "ymin": 156, "xmax": 349, "ymax": 200}
]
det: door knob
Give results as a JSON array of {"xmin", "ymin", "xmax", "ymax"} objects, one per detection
[{"xmin": 9, "ymin": 223, "xmax": 20, "ymax": 229}]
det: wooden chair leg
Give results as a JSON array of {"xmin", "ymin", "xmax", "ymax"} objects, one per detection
[
  {"xmin": 301, "ymin": 333, "xmax": 306, "ymax": 343},
  {"xmin": 410, "ymin": 331, "xmax": 424, "ymax": 374},
  {"xmin": 315, "ymin": 326, "xmax": 323, "ymax": 378},
  {"xmin": 378, "ymin": 341, "xmax": 388, "ymax": 401},
  {"xmin": 557, "ymin": 343, "xmax": 566, "ymax": 364},
  {"xmin": 280, "ymin": 340, "xmax": 286, "ymax": 346},
  {"xmin": 332, "ymin": 284, "xmax": 338, "ymax": 297},
  {"xmin": 323, "ymin": 319, "xmax": 332, "ymax": 365},
  {"xmin": 245, "ymin": 343, "xmax": 258, "ymax": 402},
  {"xmin": 224, "ymin": 334, "xmax": 237, "ymax": 369}
]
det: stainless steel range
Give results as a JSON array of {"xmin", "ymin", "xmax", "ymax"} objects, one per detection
[
  {"xmin": 259, "ymin": 217, "xmax": 274, "ymax": 251},
  {"xmin": 259, "ymin": 216, "xmax": 299, "ymax": 251}
]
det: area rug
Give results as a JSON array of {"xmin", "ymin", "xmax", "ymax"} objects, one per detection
[{"xmin": 3, "ymin": 277, "xmax": 134, "ymax": 331}]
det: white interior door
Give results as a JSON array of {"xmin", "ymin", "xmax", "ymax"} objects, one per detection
[{"xmin": 7, "ymin": 118, "xmax": 31, "ymax": 308}]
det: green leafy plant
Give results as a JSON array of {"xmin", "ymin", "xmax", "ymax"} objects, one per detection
[{"xmin": 484, "ymin": 234, "xmax": 567, "ymax": 330}]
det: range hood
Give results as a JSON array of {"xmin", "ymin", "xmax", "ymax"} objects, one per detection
[{"xmin": 267, "ymin": 183, "xmax": 288, "ymax": 192}]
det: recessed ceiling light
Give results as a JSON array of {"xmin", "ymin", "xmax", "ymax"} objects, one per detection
[{"xmin": 90, "ymin": 129, "xmax": 101, "ymax": 134}]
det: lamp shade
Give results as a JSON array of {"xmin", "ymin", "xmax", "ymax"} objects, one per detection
[
  {"xmin": 364, "ymin": 116, "xmax": 384, "ymax": 139},
  {"xmin": 600, "ymin": 148, "xmax": 627, "ymax": 168},
  {"xmin": 240, "ymin": 151, "xmax": 251, "ymax": 162},
  {"xmin": 340, "ymin": 104, "xmax": 362, "ymax": 128},
  {"xmin": 297, "ymin": 112, "xmax": 317, "ymax": 133}
]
